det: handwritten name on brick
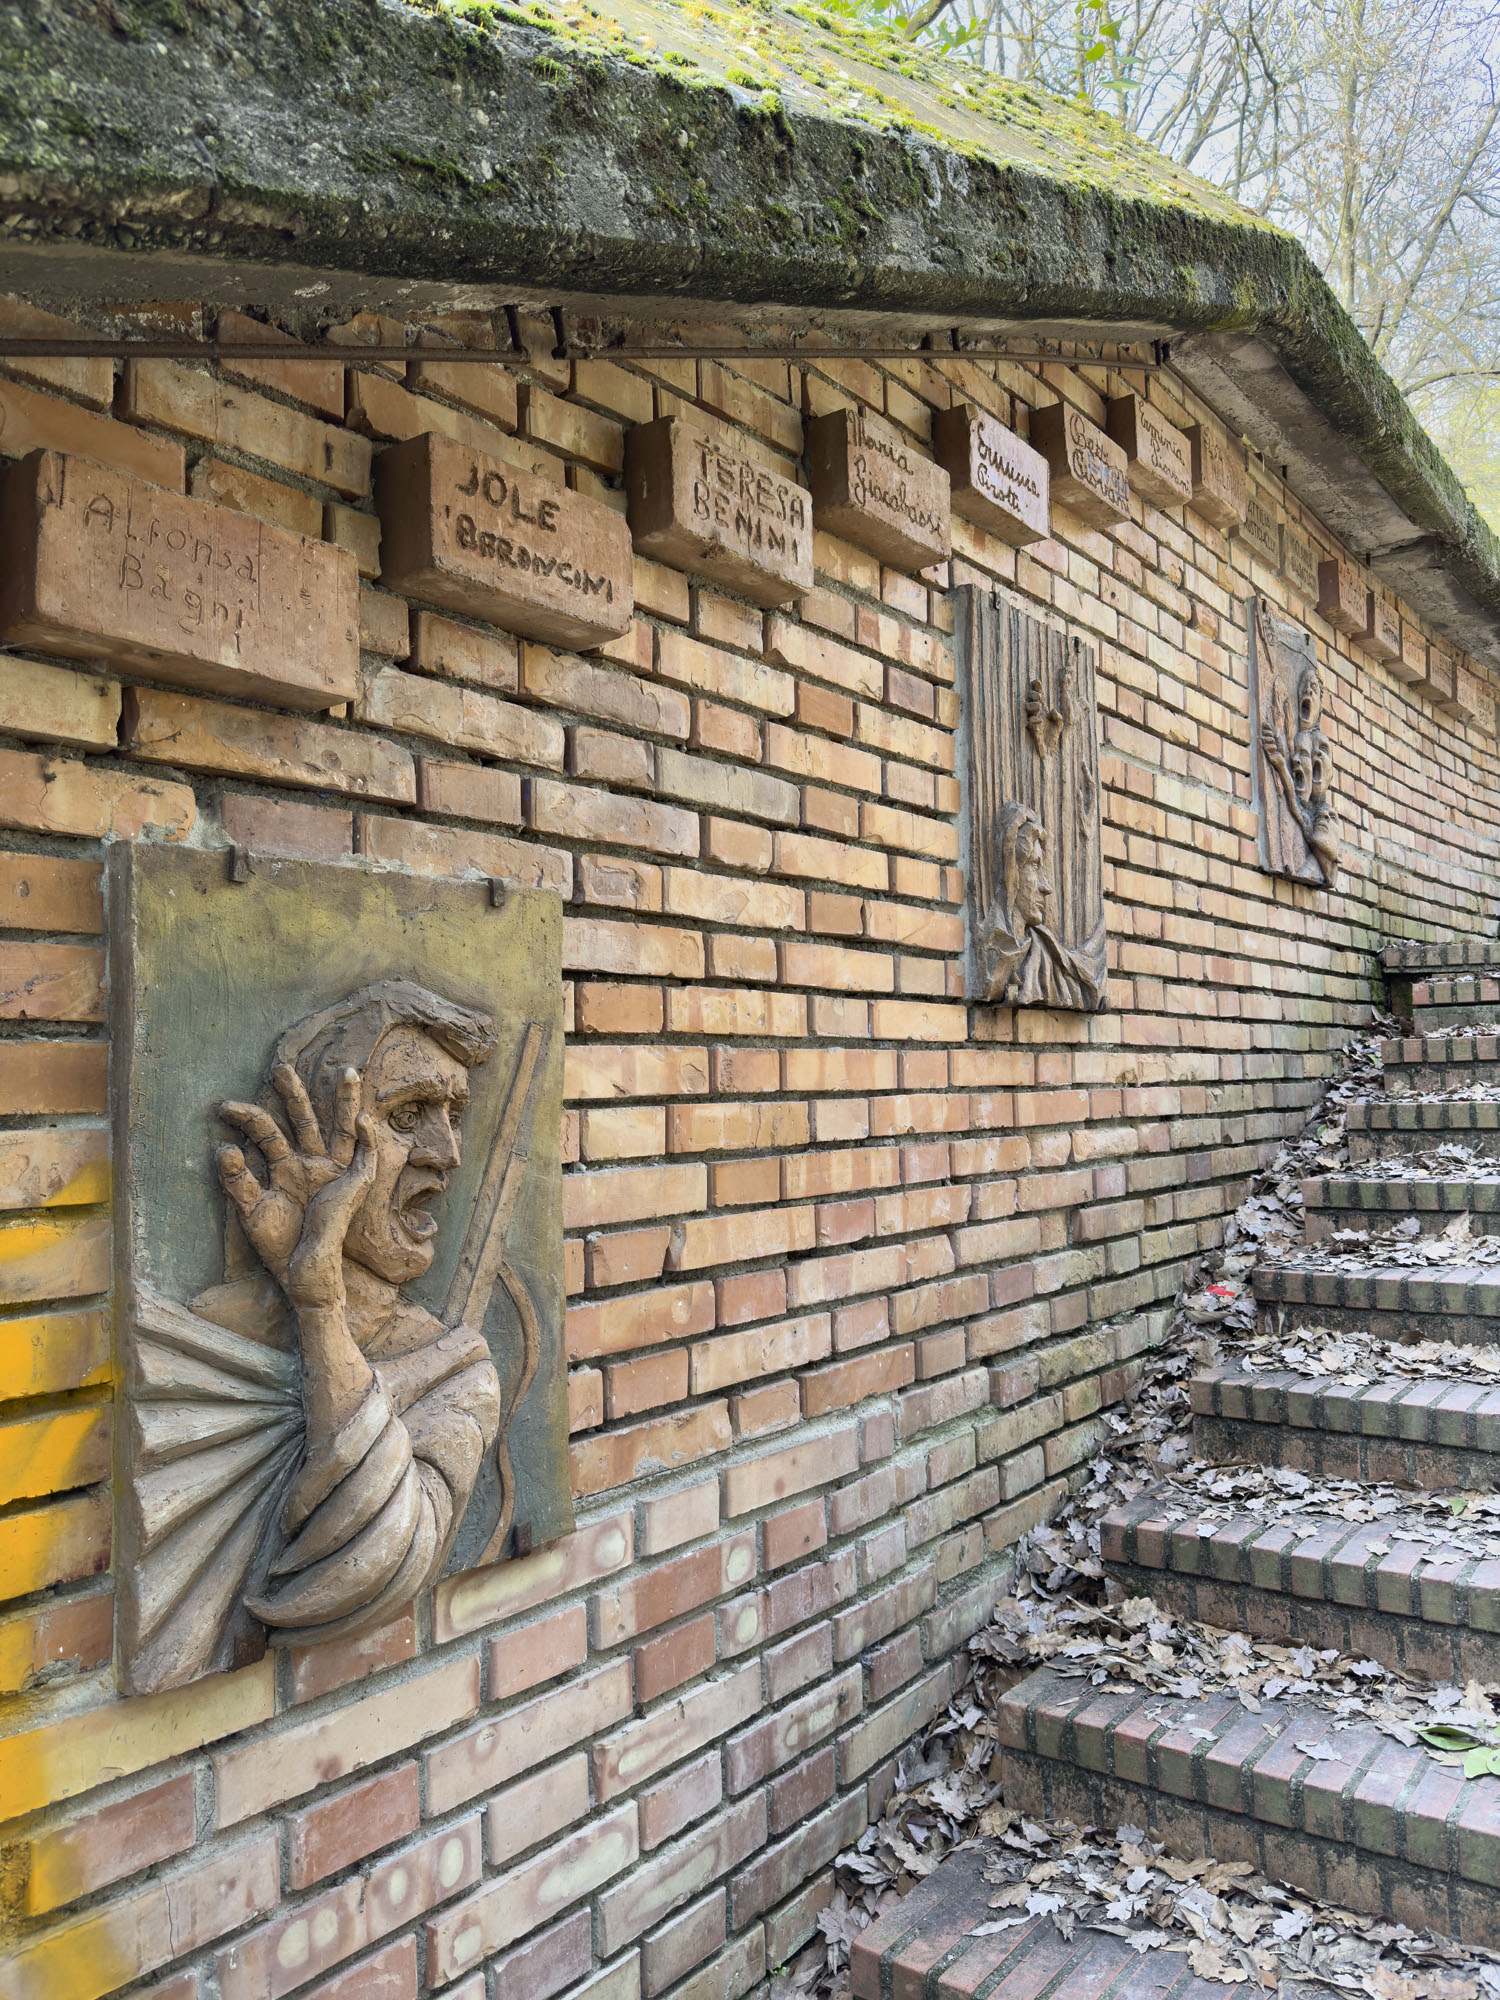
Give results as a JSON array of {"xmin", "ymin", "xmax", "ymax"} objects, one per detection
[
  {"xmin": 626, "ymin": 415, "xmax": 813, "ymax": 606},
  {"xmin": 1029, "ymin": 403, "xmax": 1130, "ymax": 528},
  {"xmin": 932, "ymin": 403, "xmax": 1049, "ymax": 546},
  {"xmin": 1184, "ymin": 420, "xmax": 1246, "ymax": 530},
  {"xmin": 1105, "ymin": 395, "xmax": 1192, "ymax": 507},
  {"xmin": 1317, "ymin": 556, "xmax": 1366, "ymax": 636},
  {"xmin": 0, "ymin": 450, "xmax": 359, "ymax": 711},
  {"xmin": 1281, "ymin": 526, "xmax": 1320, "ymax": 604},
  {"xmin": 1239, "ymin": 477, "xmax": 1282, "ymax": 568},
  {"xmin": 807, "ymin": 406, "xmax": 951, "ymax": 572},
  {"xmin": 376, "ymin": 431, "xmax": 632, "ymax": 651},
  {"xmin": 1363, "ymin": 591, "xmax": 1402, "ymax": 663}
]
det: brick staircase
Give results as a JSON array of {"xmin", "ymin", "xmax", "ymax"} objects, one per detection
[{"xmin": 854, "ymin": 940, "xmax": 1500, "ymax": 1995}]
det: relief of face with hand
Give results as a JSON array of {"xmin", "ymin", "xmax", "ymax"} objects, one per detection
[
  {"xmin": 341, "ymin": 1027, "xmax": 471, "ymax": 1286},
  {"xmin": 1009, "ymin": 815, "xmax": 1053, "ymax": 932}
]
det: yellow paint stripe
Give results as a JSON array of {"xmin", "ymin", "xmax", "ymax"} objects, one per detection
[
  {"xmin": 0, "ymin": 1406, "xmax": 110, "ymax": 1508},
  {"xmin": 0, "ymin": 1212, "xmax": 110, "ymax": 1308},
  {"xmin": 0, "ymin": 1130, "xmax": 109, "ymax": 1213},
  {"xmin": 0, "ymin": 1309, "xmax": 110, "ymax": 1401},
  {"xmin": 0, "ymin": 1491, "xmax": 109, "ymax": 1604}
]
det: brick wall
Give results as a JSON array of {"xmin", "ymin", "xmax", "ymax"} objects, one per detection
[{"xmin": 0, "ymin": 295, "xmax": 1496, "ymax": 2000}]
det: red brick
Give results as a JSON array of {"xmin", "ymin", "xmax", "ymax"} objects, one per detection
[
  {"xmin": 484, "ymin": 1754, "xmax": 592, "ymax": 1867},
  {"xmin": 635, "ymin": 1611, "xmax": 718, "ymax": 1702},
  {"xmin": 0, "ymin": 851, "xmax": 101, "ymax": 934},
  {"xmin": 768, "ymin": 1744, "xmax": 838, "ymax": 1834},
  {"xmin": 488, "ymin": 1909, "xmax": 593, "ymax": 2000},
  {"xmin": 764, "ymin": 1498, "xmax": 828, "ymax": 1571},
  {"xmin": 289, "ymin": 1610, "xmax": 416, "ymax": 1703},
  {"xmin": 298, "ymin": 1937, "xmax": 417, "ymax": 2000},
  {"xmin": 596, "ymin": 1796, "xmax": 766, "ymax": 1955},
  {"xmin": 425, "ymin": 1804, "xmax": 639, "ymax": 1983},
  {"xmin": 22, "ymin": 1772, "xmax": 195, "ymax": 1915},
  {"xmin": 642, "ymin": 1887, "xmax": 727, "ymax": 1995},
  {"xmin": 487, "ymin": 1601, "xmax": 589, "ymax": 1701},
  {"xmin": 221, "ymin": 793, "xmax": 354, "ymax": 863},
  {"xmin": 424, "ymin": 1659, "xmax": 632, "ymax": 1815},
  {"xmin": 726, "ymin": 1667, "xmax": 860, "ymax": 1793},
  {"xmin": 639, "ymin": 1748, "xmax": 725, "ymax": 1849},
  {"xmin": 286, "ymin": 1764, "xmax": 421, "ymax": 1890},
  {"xmin": 593, "ymin": 1661, "xmax": 761, "ymax": 1799}
]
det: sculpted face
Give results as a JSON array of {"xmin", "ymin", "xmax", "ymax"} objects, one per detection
[
  {"xmin": 343, "ymin": 1027, "xmax": 470, "ymax": 1285},
  {"xmin": 1013, "ymin": 823, "xmax": 1052, "ymax": 932}
]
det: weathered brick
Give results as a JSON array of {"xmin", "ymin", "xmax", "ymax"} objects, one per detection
[
  {"xmin": 596, "ymin": 1794, "xmax": 767, "ymax": 1954},
  {"xmin": 286, "ymin": 1765, "xmax": 421, "ymax": 1890},
  {"xmin": 484, "ymin": 1753, "xmax": 593, "ymax": 1867},
  {"xmin": 593, "ymin": 1531, "xmax": 757, "ymax": 1646},
  {"xmin": 122, "ymin": 358, "xmax": 370, "ymax": 495},
  {"xmin": 424, "ymin": 1659, "xmax": 631, "ymax": 1815},
  {"xmin": 21, "ymin": 1772, "xmax": 196, "ymax": 1915},
  {"xmin": 593, "ymin": 1661, "xmax": 761, "ymax": 1799}
]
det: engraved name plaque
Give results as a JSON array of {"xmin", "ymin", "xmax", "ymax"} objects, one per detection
[
  {"xmin": 932, "ymin": 403, "xmax": 1050, "ymax": 546},
  {"xmin": 377, "ymin": 431, "xmax": 633, "ymax": 650},
  {"xmin": 1362, "ymin": 593, "xmax": 1401, "ymax": 665},
  {"xmin": 1317, "ymin": 558, "xmax": 1366, "ymax": 637},
  {"xmin": 625, "ymin": 414, "xmax": 813, "ymax": 607},
  {"xmin": 1105, "ymin": 395, "xmax": 1193, "ymax": 507},
  {"xmin": 0, "ymin": 449, "xmax": 359, "ymax": 710},
  {"xmin": 1184, "ymin": 422, "xmax": 1247, "ymax": 531},
  {"xmin": 807, "ymin": 405, "xmax": 952, "ymax": 572},
  {"xmin": 1029, "ymin": 403, "xmax": 1130, "ymax": 528},
  {"xmin": 111, "ymin": 846, "xmax": 570, "ymax": 1696},
  {"xmin": 1239, "ymin": 479, "xmax": 1282, "ymax": 569},
  {"xmin": 1282, "ymin": 527, "xmax": 1320, "ymax": 605}
]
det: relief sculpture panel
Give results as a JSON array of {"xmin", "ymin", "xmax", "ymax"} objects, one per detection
[
  {"xmin": 111, "ymin": 847, "xmax": 569, "ymax": 1695},
  {"xmin": 1247, "ymin": 596, "xmax": 1341, "ymax": 888},
  {"xmin": 959, "ymin": 589, "xmax": 1108, "ymax": 1012}
]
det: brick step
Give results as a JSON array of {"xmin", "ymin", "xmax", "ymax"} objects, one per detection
[
  {"xmin": 1191, "ymin": 1364, "xmax": 1500, "ymax": 1487},
  {"xmin": 1348, "ymin": 1099, "xmax": 1500, "ymax": 1162},
  {"xmin": 1381, "ymin": 941, "xmax": 1500, "ymax": 975},
  {"xmin": 1253, "ymin": 1261, "xmax": 1500, "ymax": 1342},
  {"xmin": 850, "ymin": 1844, "xmax": 1237, "ymax": 2000},
  {"xmin": 1408, "ymin": 978, "xmax": 1500, "ymax": 1030},
  {"xmin": 996, "ymin": 1666, "xmax": 1500, "ymax": 1947},
  {"xmin": 1381, "ymin": 1032, "xmax": 1500, "ymax": 1090},
  {"xmin": 1304, "ymin": 1174, "xmax": 1500, "ymax": 1239},
  {"xmin": 1101, "ymin": 1488, "xmax": 1500, "ymax": 1682}
]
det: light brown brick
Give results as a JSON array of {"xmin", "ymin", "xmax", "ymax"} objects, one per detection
[
  {"xmin": 123, "ymin": 358, "xmax": 370, "ymax": 495},
  {"xmin": 123, "ymin": 687, "xmax": 414, "ymax": 802},
  {"xmin": 190, "ymin": 454, "xmax": 323, "ymax": 537}
]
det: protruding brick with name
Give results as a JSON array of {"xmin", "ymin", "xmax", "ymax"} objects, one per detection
[
  {"xmin": 1317, "ymin": 556, "xmax": 1366, "ymax": 636},
  {"xmin": 806, "ymin": 406, "xmax": 952, "ymax": 571},
  {"xmin": 625, "ymin": 416, "xmax": 813, "ymax": 607},
  {"xmin": 376, "ymin": 431, "xmax": 632, "ymax": 651},
  {"xmin": 1281, "ymin": 526, "xmax": 1320, "ymax": 604},
  {"xmin": 1184, "ymin": 421, "xmax": 1247, "ymax": 530},
  {"xmin": 0, "ymin": 450, "xmax": 359, "ymax": 711},
  {"xmin": 932, "ymin": 404, "xmax": 1049, "ymax": 546},
  {"xmin": 1029, "ymin": 403, "xmax": 1129, "ymax": 528},
  {"xmin": 1104, "ymin": 395, "xmax": 1191, "ymax": 507},
  {"xmin": 1362, "ymin": 592, "xmax": 1402, "ymax": 664},
  {"xmin": 1239, "ymin": 478, "xmax": 1282, "ymax": 568}
]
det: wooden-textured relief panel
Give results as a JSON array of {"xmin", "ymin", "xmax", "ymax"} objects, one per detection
[
  {"xmin": 959, "ymin": 590, "xmax": 1107, "ymax": 1011},
  {"xmin": 1247, "ymin": 597, "xmax": 1341, "ymax": 888},
  {"xmin": 111, "ymin": 846, "xmax": 569, "ymax": 1695}
]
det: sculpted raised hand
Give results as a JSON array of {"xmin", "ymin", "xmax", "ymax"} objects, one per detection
[{"xmin": 216, "ymin": 1063, "xmax": 363, "ymax": 1289}]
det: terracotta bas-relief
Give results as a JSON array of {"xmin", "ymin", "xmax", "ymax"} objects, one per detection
[
  {"xmin": 1247, "ymin": 596, "xmax": 1341, "ymax": 888},
  {"xmin": 959, "ymin": 589, "xmax": 1108, "ymax": 1012},
  {"xmin": 111, "ymin": 848, "xmax": 569, "ymax": 1696}
]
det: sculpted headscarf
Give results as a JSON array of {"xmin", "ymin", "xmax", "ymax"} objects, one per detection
[{"xmin": 978, "ymin": 803, "xmax": 1107, "ymax": 1011}]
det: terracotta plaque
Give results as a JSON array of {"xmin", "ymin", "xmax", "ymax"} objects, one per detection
[
  {"xmin": 1454, "ymin": 660, "xmax": 1490, "ymax": 726},
  {"xmin": 958, "ymin": 590, "xmax": 1107, "ymax": 1012},
  {"xmin": 1184, "ymin": 422, "xmax": 1246, "ymax": 530},
  {"xmin": 1238, "ymin": 479, "xmax": 1282, "ymax": 569},
  {"xmin": 1362, "ymin": 592, "xmax": 1402, "ymax": 664},
  {"xmin": 625, "ymin": 414, "xmax": 812, "ymax": 606},
  {"xmin": 1393, "ymin": 621, "xmax": 1427, "ymax": 686},
  {"xmin": 376, "ymin": 430, "xmax": 632, "ymax": 650},
  {"xmin": 932, "ymin": 403, "xmax": 1050, "ymax": 545},
  {"xmin": 806, "ymin": 405, "xmax": 951, "ymax": 571},
  {"xmin": 110, "ymin": 844, "xmax": 570, "ymax": 1696},
  {"xmin": 1029, "ymin": 403, "xmax": 1130, "ymax": 528},
  {"xmin": 1317, "ymin": 557, "xmax": 1366, "ymax": 636},
  {"xmin": 1105, "ymin": 395, "xmax": 1192, "ymax": 507},
  {"xmin": 1247, "ymin": 596, "xmax": 1340, "ymax": 888},
  {"xmin": 0, "ymin": 449, "xmax": 359, "ymax": 710},
  {"xmin": 1282, "ymin": 527, "xmax": 1320, "ymax": 604},
  {"xmin": 1417, "ymin": 637, "xmax": 1459, "ymax": 706}
]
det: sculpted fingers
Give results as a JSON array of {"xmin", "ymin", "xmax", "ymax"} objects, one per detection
[
  {"xmin": 328, "ymin": 1067, "xmax": 361, "ymax": 1169},
  {"xmin": 219, "ymin": 1100, "xmax": 291, "ymax": 1166},
  {"xmin": 216, "ymin": 1143, "xmax": 264, "ymax": 1220},
  {"xmin": 273, "ymin": 1063, "xmax": 324, "ymax": 1156}
]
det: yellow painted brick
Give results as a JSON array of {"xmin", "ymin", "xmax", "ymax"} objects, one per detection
[
  {"xmin": 0, "ymin": 1210, "xmax": 110, "ymax": 1307},
  {"xmin": 0, "ymin": 1131, "xmax": 108, "ymax": 1213},
  {"xmin": 0, "ymin": 1655, "xmax": 276, "ymax": 1820},
  {"xmin": 0, "ymin": 1306, "xmax": 110, "ymax": 1399},
  {"xmin": 0, "ymin": 1404, "xmax": 110, "ymax": 1507}
]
